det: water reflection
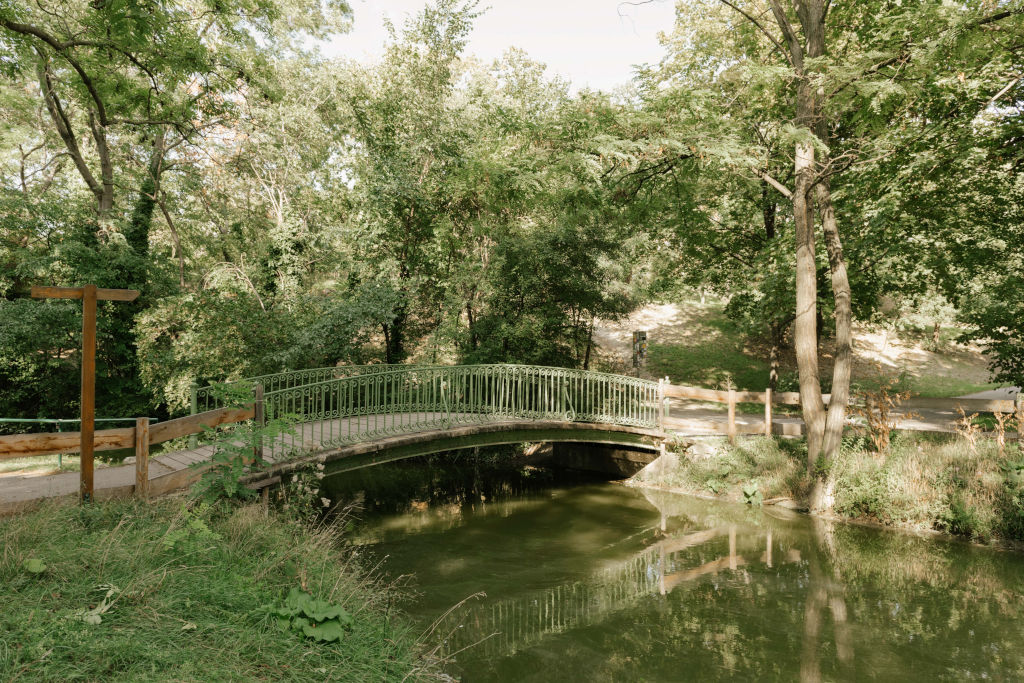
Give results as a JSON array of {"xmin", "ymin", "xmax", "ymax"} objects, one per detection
[{"xmin": 330, "ymin": 458, "xmax": 1024, "ymax": 682}]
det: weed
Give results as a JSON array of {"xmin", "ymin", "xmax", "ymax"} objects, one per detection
[
  {"xmin": 742, "ymin": 481, "xmax": 763, "ymax": 506},
  {"xmin": 850, "ymin": 372, "xmax": 916, "ymax": 455},
  {"xmin": 955, "ymin": 406, "xmax": 982, "ymax": 454},
  {"xmin": 260, "ymin": 586, "xmax": 354, "ymax": 643},
  {"xmin": 190, "ymin": 415, "xmax": 296, "ymax": 503},
  {"xmin": 994, "ymin": 412, "xmax": 1013, "ymax": 458}
]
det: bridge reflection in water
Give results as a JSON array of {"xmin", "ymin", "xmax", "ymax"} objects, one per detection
[
  {"xmin": 349, "ymin": 464, "xmax": 1024, "ymax": 681},
  {"xmin": 437, "ymin": 495, "xmax": 801, "ymax": 660}
]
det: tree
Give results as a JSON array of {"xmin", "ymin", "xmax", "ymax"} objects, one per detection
[{"xmin": 646, "ymin": 0, "xmax": 1024, "ymax": 508}]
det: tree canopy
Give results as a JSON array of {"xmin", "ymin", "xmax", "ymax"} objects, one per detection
[{"xmin": 1, "ymin": 0, "xmax": 1020, "ymax": 473}]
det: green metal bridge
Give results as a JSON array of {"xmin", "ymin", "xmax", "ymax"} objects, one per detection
[
  {"xmin": 191, "ymin": 364, "xmax": 669, "ymax": 472},
  {"xmin": 1, "ymin": 364, "xmax": 672, "ymax": 512}
]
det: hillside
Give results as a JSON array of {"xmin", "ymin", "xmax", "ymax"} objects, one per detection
[{"xmin": 594, "ymin": 300, "xmax": 1004, "ymax": 398}]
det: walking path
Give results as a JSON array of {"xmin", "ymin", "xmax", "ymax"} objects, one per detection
[
  {"xmin": 3, "ymin": 392, "xmax": 1018, "ymax": 514},
  {"xmin": 0, "ymin": 413, "xmax": 657, "ymax": 514}
]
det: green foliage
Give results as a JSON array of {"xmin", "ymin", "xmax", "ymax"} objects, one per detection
[
  {"xmin": 161, "ymin": 506, "xmax": 222, "ymax": 553},
  {"xmin": 190, "ymin": 417, "xmax": 296, "ymax": 504},
  {"xmin": 2, "ymin": 0, "xmax": 1023, "ymax": 438},
  {"xmin": 741, "ymin": 481, "xmax": 763, "ymax": 506},
  {"xmin": 260, "ymin": 587, "xmax": 354, "ymax": 643},
  {"xmin": 22, "ymin": 558, "xmax": 46, "ymax": 574},
  {"xmin": 136, "ymin": 292, "xmax": 294, "ymax": 412}
]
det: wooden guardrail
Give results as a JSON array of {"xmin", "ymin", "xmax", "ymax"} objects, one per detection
[
  {"xmin": 0, "ymin": 405, "xmax": 255, "ymax": 499},
  {"xmin": 662, "ymin": 382, "xmax": 1021, "ymax": 444}
]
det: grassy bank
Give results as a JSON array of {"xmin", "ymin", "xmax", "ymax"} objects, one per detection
[
  {"xmin": 643, "ymin": 432, "xmax": 1024, "ymax": 544},
  {"xmin": 645, "ymin": 307, "xmax": 769, "ymax": 390},
  {"xmin": 0, "ymin": 498, "xmax": 434, "ymax": 681}
]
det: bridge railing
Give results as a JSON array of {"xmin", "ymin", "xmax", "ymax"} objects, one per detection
[
  {"xmin": 191, "ymin": 364, "xmax": 436, "ymax": 414},
  {"xmin": 256, "ymin": 364, "xmax": 660, "ymax": 460}
]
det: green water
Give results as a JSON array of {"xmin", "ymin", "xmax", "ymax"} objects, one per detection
[{"xmin": 326, "ymin": 458, "xmax": 1024, "ymax": 681}]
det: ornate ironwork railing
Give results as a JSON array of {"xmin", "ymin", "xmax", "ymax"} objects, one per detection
[
  {"xmin": 191, "ymin": 364, "xmax": 432, "ymax": 414},
  {"xmin": 194, "ymin": 364, "xmax": 661, "ymax": 460}
]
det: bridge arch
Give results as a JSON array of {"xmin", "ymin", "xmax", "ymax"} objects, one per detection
[{"xmin": 193, "ymin": 364, "xmax": 668, "ymax": 475}]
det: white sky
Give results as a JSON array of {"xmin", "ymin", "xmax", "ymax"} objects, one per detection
[{"xmin": 323, "ymin": 0, "xmax": 677, "ymax": 91}]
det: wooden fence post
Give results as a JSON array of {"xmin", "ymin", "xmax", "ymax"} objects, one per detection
[
  {"xmin": 727, "ymin": 387, "xmax": 737, "ymax": 445},
  {"xmin": 764, "ymin": 387, "xmax": 773, "ymax": 437},
  {"xmin": 189, "ymin": 381, "xmax": 199, "ymax": 448},
  {"xmin": 134, "ymin": 417, "xmax": 149, "ymax": 500},
  {"xmin": 657, "ymin": 378, "xmax": 665, "ymax": 430},
  {"xmin": 253, "ymin": 384, "xmax": 265, "ymax": 462}
]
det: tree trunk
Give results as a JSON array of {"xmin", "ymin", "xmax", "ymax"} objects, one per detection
[
  {"xmin": 466, "ymin": 302, "xmax": 478, "ymax": 351},
  {"xmin": 384, "ymin": 307, "xmax": 407, "ymax": 364},
  {"xmin": 768, "ymin": 320, "xmax": 785, "ymax": 392},
  {"xmin": 817, "ymin": 181, "xmax": 852, "ymax": 463},
  {"xmin": 802, "ymin": 180, "xmax": 852, "ymax": 510},
  {"xmin": 768, "ymin": 0, "xmax": 828, "ymax": 474},
  {"xmin": 583, "ymin": 318, "xmax": 595, "ymax": 370},
  {"xmin": 793, "ymin": 140, "xmax": 826, "ymax": 471}
]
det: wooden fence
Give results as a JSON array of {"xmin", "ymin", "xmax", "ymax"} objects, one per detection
[
  {"xmin": 662, "ymin": 382, "xmax": 1022, "ymax": 444},
  {"xmin": 0, "ymin": 405, "xmax": 255, "ymax": 499}
]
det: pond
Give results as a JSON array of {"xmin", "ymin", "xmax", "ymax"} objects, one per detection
[{"xmin": 323, "ymin": 451, "xmax": 1024, "ymax": 681}]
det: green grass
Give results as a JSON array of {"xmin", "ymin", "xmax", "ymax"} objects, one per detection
[
  {"xmin": 0, "ymin": 454, "xmax": 84, "ymax": 475},
  {"xmin": 0, "ymin": 498, "xmax": 436, "ymax": 681},
  {"xmin": 646, "ymin": 310, "xmax": 769, "ymax": 390},
  {"xmin": 901, "ymin": 375, "xmax": 1003, "ymax": 399}
]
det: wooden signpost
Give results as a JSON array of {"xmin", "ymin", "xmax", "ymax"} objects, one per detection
[{"xmin": 31, "ymin": 285, "xmax": 139, "ymax": 503}]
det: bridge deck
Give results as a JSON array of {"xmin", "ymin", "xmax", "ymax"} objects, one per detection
[
  {"xmin": 1, "ymin": 400, "xmax": 966, "ymax": 514},
  {"xmin": 0, "ymin": 412, "xmax": 667, "ymax": 513}
]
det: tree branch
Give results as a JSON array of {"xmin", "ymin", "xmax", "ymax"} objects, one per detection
[
  {"xmin": 756, "ymin": 169, "xmax": 794, "ymax": 199},
  {"xmin": 36, "ymin": 55, "xmax": 102, "ymax": 199},
  {"xmin": 715, "ymin": 0, "xmax": 793, "ymax": 66},
  {"xmin": 768, "ymin": 0, "xmax": 803, "ymax": 71},
  {"xmin": 1, "ymin": 18, "xmax": 109, "ymax": 125}
]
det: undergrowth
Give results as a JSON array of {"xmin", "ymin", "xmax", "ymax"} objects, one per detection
[
  {"xmin": 0, "ymin": 498, "xmax": 436, "ymax": 681},
  {"xmin": 649, "ymin": 432, "xmax": 1024, "ymax": 544},
  {"xmin": 653, "ymin": 437, "xmax": 810, "ymax": 504},
  {"xmin": 832, "ymin": 432, "xmax": 1024, "ymax": 543}
]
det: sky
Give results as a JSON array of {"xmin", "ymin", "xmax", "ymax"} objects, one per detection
[{"xmin": 323, "ymin": 0, "xmax": 678, "ymax": 91}]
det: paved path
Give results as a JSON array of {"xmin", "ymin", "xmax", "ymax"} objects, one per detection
[{"xmin": 959, "ymin": 387, "xmax": 1020, "ymax": 401}]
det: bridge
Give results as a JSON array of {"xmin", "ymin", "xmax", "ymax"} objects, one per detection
[
  {"xmin": 4, "ymin": 362, "xmax": 1016, "ymax": 513},
  {"xmin": 1, "ymin": 364, "xmax": 673, "ymax": 512}
]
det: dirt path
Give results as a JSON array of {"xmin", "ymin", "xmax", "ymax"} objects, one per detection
[{"xmin": 596, "ymin": 301, "xmax": 1003, "ymax": 394}]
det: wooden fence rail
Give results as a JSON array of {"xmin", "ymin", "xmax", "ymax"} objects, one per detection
[
  {"xmin": 0, "ymin": 405, "xmax": 256, "ymax": 500},
  {"xmin": 663, "ymin": 381, "xmax": 1021, "ymax": 444}
]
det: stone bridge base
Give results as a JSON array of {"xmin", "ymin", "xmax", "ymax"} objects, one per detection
[{"xmin": 525, "ymin": 442, "xmax": 670, "ymax": 478}]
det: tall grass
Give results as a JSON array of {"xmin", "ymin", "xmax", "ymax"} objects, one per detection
[
  {"xmin": 645, "ymin": 432, "xmax": 1024, "ymax": 544},
  {"xmin": 832, "ymin": 433, "xmax": 1024, "ymax": 542},
  {"xmin": 0, "ymin": 498, "xmax": 437, "ymax": 681}
]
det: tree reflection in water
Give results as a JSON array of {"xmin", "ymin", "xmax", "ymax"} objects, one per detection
[{"xmin": 328, "ymin": 453, "xmax": 1024, "ymax": 682}]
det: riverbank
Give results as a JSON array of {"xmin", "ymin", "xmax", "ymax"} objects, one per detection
[
  {"xmin": 632, "ymin": 432, "xmax": 1024, "ymax": 545},
  {"xmin": 0, "ymin": 497, "xmax": 436, "ymax": 681}
]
